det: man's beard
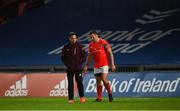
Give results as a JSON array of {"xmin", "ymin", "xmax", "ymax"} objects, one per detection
[{"xmin": 91, "ymin": 37, "xmax": 95, "ymax": 41}]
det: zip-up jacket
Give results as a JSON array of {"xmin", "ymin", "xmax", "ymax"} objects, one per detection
[{"xmin": 61, "ymin": 42, "xmax": 86, "ymax": 72}]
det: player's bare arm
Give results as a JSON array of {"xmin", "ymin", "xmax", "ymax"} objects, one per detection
[
  {"xmin": 83, "ymin": 53, "xmax": 93, "ymax": 74},
  {"xmin": 105, "ymin": 45, "xmax": 116, "ymax": 72}
]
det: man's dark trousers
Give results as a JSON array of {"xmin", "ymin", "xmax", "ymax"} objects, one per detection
[{"xmin": 67, "ymin": 71, "xmax": 84, "ymax": 100}]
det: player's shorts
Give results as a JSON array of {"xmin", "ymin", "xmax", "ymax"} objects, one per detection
[{"xmin": 94, "ymin": 66, "xmax": 109, "ymax": 77}]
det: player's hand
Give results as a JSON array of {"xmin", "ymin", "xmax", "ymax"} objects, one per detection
[
  {"xmin": 111, "ymin": 64, "xmax": 116, "ymax": 72},
  {"xmin": 82, "ymin": 65, "xmax": 88, "ymax": 74}
]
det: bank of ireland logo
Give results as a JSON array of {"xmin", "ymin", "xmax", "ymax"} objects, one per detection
[
  {"xmin": 49, "ymin": 77, "xmax": 68, "ymax": 96},
  {"xmin": 136, "ymin": 9, "xmax": 179, "ymax": 24},
  {"xmin": 5, "ymin": 75, "xmax": 28, "ymax": 97}
]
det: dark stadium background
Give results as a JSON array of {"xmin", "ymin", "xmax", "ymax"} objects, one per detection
[{"xmin": 0, "ymin": 0, "xmax": 180, "ymax": 68}]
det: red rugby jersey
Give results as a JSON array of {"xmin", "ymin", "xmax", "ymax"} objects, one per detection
[{"xmin": 88, "ymin": 39, "xmax": 110, "ymax": 68}]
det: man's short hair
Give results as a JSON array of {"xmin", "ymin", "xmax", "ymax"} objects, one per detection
[
  {"xmin": 89, "ymin": 30, "xmax": 99, "ymax": 35},
  {"xmin": 68, "ymin": 32, "xmax": 77, "ymax": 38}
]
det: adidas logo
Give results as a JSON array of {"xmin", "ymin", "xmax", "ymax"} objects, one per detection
[
  {"xmin": 49, "ymin": 77, "xmax": 68, "ymax": 96},
  {"xmin": 5, "ymin": 75, "xmax": 28, "ymax": 96}
]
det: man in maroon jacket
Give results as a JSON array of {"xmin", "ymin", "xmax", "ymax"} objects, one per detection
[{"xmin": 61, "ymin": 32, "xmax": 86, "ymax": 103}]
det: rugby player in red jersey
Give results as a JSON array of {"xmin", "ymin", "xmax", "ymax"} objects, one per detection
[{"xmin": 83, "ymin": 30, "xmax": 116, "ymax": 102}]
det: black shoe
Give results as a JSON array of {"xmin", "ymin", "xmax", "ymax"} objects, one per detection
[
  {"xmin": 108, "ymin": 94, "xmax": 113, "ymax": 102},
  {"xmin": 95, "ymin": 98, "xmax": 102, "ymax": 102}
]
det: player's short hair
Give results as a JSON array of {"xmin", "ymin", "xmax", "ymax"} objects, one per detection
[{"xmin": 89, "ymin": 30, "xmax": 99, "ymax": 35}]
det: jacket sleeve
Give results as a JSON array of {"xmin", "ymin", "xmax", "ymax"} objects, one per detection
[
  {"xmin": 80, "ymin": 45, "xmax": 86, "ymax": 63},
  {"xmin": 61, "ymin": 46, "xmax": 67, "ymax": 65}
]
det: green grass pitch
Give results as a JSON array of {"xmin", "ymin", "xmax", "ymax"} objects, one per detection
[{"xmin": 0, "ymin": 97, "xmax": 180, "ymax": 110}]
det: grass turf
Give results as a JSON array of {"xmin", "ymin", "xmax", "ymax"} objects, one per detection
[{"xmin": 0, "ymin": 97, "xmax": 180, "ymax": 110}]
